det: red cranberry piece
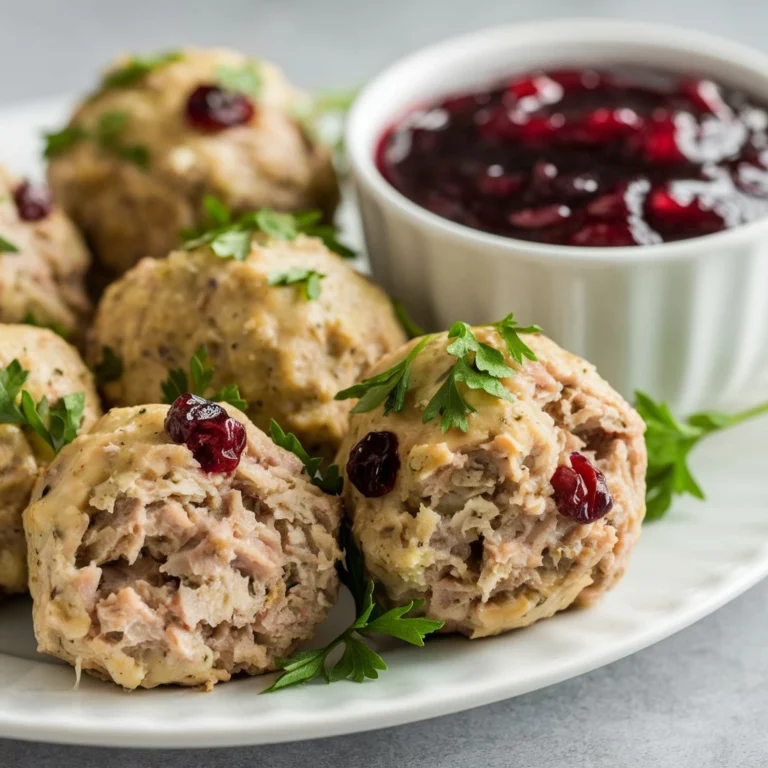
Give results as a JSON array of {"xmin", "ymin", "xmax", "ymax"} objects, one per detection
[
  {"xmin": 551, "ymin": 452, "xmax": 614, "ymax": 523},
  {"xmin": 346, "ymin": 431, "xmax": 400, "ymax": 498},
  {"xmin": 185, "ymin": 85, "xmax": 254, "ymax": 131},
  {"xmin": 548, "ymin": 69, "xmax": 604, "ymax": 91},
  {"xmin": 476, "ymin": 107, "xmax": 522, "ymax": 141},
  {"xmin": 14, "ymin": 182, "xmax": 53, "ymax": 222},
  {"xmin": 505, "ymin": 73, "xmax": 564, "ymax": 108},
  {"xmin": 570, "ymin": 108, "xmax": 643, "ymax": 144},
  {"xmin": 477, "ymin": 168, "xmax": 524, "ymax": 197},
  {"xmin": 518, "ymin": 114, "xmax": 566, "ymax": 142},
  {"xmin": 569, "ymin": 222, "xmax": 636, "ymax": 247},
  {"xmin": 164, "ymin": 393, "xmax": 246, "ymax": 473},
  {"xmin": 586, "ymin": 189, "xmax": 629, "ymax": 219},
  {"xmin": 509, "ymin": 204, "xmax": 571, "ymax": 229},
  {"xmin": 646, "ymin": 186, "xmax": 725, "ymax": 232},
  {"xmin": 636, "ymin": 115, "xmax": 687, "ymax": 164}
]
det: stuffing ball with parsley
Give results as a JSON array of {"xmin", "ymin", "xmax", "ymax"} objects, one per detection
[
  {"xmin": 24, "ymin": 401, "xmax": 342, "ymax": 689},
  {"xmin": 0, "ymin": 165, "xmax": 91, "ymax": 340},
  {"xmin": 0, "ymin": 324, "xmax": 100, "ymax": 596},
  {"xmin": 46, "ymin": 48, "xmax": 339, "ymax": 275},
  {"xmin": 88, "ymin": 231, "xmax": 406, "ymax": 459},
  {"xmin": 336, "ymin": 323, "xmax": 647, "ymax": 638}
]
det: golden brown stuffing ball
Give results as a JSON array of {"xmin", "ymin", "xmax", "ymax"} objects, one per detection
[
  {"xmin": 337, "ymin": 328, "xmax": 647, "ymax": 638},
  {"xmin": 0, "ymin": 324, "xmax": 101, "ymax": 596},
  {"xmin": 88, "ymin": 234, "xmax": 406, "ymax": 458},
  {"xmin": 47, "ymin": 48, "xmax": 340, "ymax": 275},
  {"xmin": 0, "ymin": 165, "xmax": 91, "ymax": 340}
]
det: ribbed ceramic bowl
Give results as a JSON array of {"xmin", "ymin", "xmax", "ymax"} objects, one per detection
[{"xmin": 347, "ymin": 19, "xmax": 768, "ymax": 413}]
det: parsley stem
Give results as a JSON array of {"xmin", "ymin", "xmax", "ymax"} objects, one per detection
[{"xmin": 727, "ymin": 400, "xmax": 768, "ymax": 426}]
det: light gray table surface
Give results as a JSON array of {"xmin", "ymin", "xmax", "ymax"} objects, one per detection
[{"xmin": 1, "ymin": 1, "xmax": 767, "ymax": 765}]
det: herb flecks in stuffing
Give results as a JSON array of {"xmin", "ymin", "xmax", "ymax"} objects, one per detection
[
  {"xmin": 216, "ymin": 62, "xmax": 263, "ymax": 100},
  {"xmin": 637, "ymin": 392, "xmax": 768, "ymax": 520},
  {"xmin": 161, "ymin": 345, "xmax": 247, "ymax": 410},
  {"xmin": 182, "ymin": 196, "xmax": 355, "ymax": 259},
  {"xmin": 263, "ymin": 526, "xmax": 442, "ymax": 692},
  {"xmin": 0, "ymin": 359, "xmax": 84, "ymax": 455}
]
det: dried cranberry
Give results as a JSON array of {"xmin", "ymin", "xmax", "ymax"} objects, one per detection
[
  {"xmin": 185, "ymin": 85, "xmax": 254, "ymax": 131},
  {"xmin": 14, "ymin": 182, "xmax": 53, "ymax": 222},
  {"xmin": 550, "ymin": 452, "xmax": 614, "ymax": 523},
  {"xmin": 346, "ymin": 431, "xmax": 400, "ymax": 498},
  {"xmin": 164, "ymin": 393, "xmax": 246, "ymax": 473}
]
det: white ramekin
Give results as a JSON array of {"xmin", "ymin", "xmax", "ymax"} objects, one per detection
[{"xmin": 347, "ymin": 19, "xmax": 768, "ymax": 413}]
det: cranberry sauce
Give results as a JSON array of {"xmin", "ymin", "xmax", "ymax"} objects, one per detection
[{"xmin": 376, "ymin": 68, "xmax": 768, "ymax": 246}]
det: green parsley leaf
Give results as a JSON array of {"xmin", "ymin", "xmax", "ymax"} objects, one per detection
[
  {"xmin": 269, "ymin": 419, "xmax": 343, "ymax": 495},
  {"xmin": 95, "ymin": 110, "xmax": 150, "ymax": 169},
  {"xmin": 268, "ymin": 267, "xmax": 326, "ymax": 300},
  {"xmin": 335, "ymin": 336, "xmax": 431, "ymax": 415},
  {"xmin": 636, "ymin": 391, "xmax": 768, "ymax": 520},
  {"xmin": 392, "ymin": 299, "xmax": 425, "ymax": 340},
  {"xmin": 43, "ymin": 126, "xmax": 87, "ymax": 158},
  {"xmin": 0, "ymin": 360, "xmax": 84, "ymax": 454},
  {"xmin": 217, "ymin": 63, "xmax": 263, "ymax": 100},
  {"xmin": 423, "ymin": 322, "xmax": 516, "ymax": 433},
  {"xmin": 181, "ymin": 198, "xmax": 355, "ymax": 259},
  {"xmin": 102, "ymin": 51, "xmax": 182, "ymax": 88},
  {"xmin": 0, "ymin": 236, "xmax": 19, "ymax": 253},
  {"xmin": 20, "ymin": 312, "xmax": 69, "ymax": 339},
  {"xmin": 263, "ymin": 538, "xmax": 443, "ymax": 693},
  {"xmin": 491, "ymin": 313, "xmax": 541, "ymax": 365},
  {"xmin": 161, "ymin": 345, "xmax": 247, "ymax": 410},
  {"xmin": 93, "ymin": 346, "xmax": 124, "ymax": 386},
  {"xmin": 338, "ymin": 520, "xmax": 368, "ymax": 614}
]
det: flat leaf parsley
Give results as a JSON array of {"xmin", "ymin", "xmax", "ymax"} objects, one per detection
[
  {"xmin": 268, "ymin": 267, "xmax": 326, "ymax": 300},
  {"xmin": 93, "ymin": 346, "xmax": 124, "ymax": 386},
  {"xmin": 182, "ymin": 197, "xmax": 355, "ymax": 259},
  {"xmin": 637, "ymin": 392, "xmax": 768, "ymax": 521},
  {"xmin": 0, "ymin": 359, "xmax": 85, "ymax": 455},
  {"xmin": 336, "ymin": 315, "xmax": 540, "ymax": 433},
  {"xmin": 217, "ymin": 62, "xmax": 263, "ymax": 100},
  {"xmin": 102, "ymin": 51, "xmax": 182, "ymax": 88},
  {"xmin": 161, "ymin": 345, "xmax": 247, "ymax": 410},
  {"xmin": 269, "ymin": 419, "xmax": 342, "ymax": 495},
  {"xmin": 263, "ymin": 527, "xmax": 443, "ymax": 692}
]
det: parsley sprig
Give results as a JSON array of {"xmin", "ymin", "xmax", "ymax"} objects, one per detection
[
  {"xmin": 217, "ymin": 63, "xmax": 262, "ymax": 100},
  {"xmin": 0, "ymin": 236, "xmax": 19, "ymax": 253},
  {"xmin": 93, "ymin": 346, "xmax": 123, "ymax": 386},
  {"xmin": 335, "ymin": 315, "xmax": 540, "ymax": 433},
  {"xmin": 0, "ymin": 360, "xmax": 85, "ymax": 455},
  {"xmin": 636, "ymin": 392, "xmax": 768, "ymax": 521},
  {"xmin": 161, "ymin": 345, "xmax": 247, "ymax": 410},
  {"xmin": 336, "ymin": 336, "xmax": 432, "ymax": 415},
  {"xmin": 44, "ymin": 111, "xmax": 149, "ymax": 168},
  {"xmin": 21, "ymin": 312, "xmax": 69, "ymax": 339},
  {"xmin": 263, "ymin": 526, "xmax": 443, "ymax": 692},
  {"xmin": 269, "ymin": 267, "xmax": 326, "ymax": 300},
  {"xmin": 182, "ymin": 196, "xmax": 355, "ymax": 260},
  {"xmin": 269, "ymin": 419, "xmax": 342, "ymax": 495},
  {"xmin": 102, "ymin": 51, "xmax": 182, "ymax": 88},
  {"xmin": 392, "ymin": 299, "xmax": 425, "ymax": 340}
]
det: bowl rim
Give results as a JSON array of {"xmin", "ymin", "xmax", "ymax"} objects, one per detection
[{"xmin": 346, "ymin": 17, "xmax": 768, "ymax": 265}]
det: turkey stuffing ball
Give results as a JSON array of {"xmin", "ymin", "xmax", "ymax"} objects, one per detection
[
  {"xmin": 337, "ymin": 327, "xmax": 647, "ymax": 638},
  {"xmin": 24, "ymin": 401, "xmax": 342, "ymax": 689},
  {"xmin": 0, "ymin": 325, "xmax": 100, "ymax": 596},
  {"xmin": 47, "ymin": 48, "xmax": 339, "ymax": 274},
  {"xmin": 88, "ymin": 235, "xmax": 406, "ymax": 459},
  {"xmin": 0, "ymin": 165, "xmax": 91, "ymax": 340}
]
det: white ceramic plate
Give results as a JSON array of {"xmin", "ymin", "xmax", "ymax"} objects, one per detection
[{"xmin": 0, "ymin": 99, "xmax": 767, "ymax": 749}]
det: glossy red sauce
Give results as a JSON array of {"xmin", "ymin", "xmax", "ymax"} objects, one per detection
[{"xmin": 376, "ymin": 68, "xmax": 768, "ymax": 246}]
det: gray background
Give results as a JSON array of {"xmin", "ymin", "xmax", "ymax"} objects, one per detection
[{"xmin": 1, "ymin": 0, "xmax": 767, "ymax": 766}]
